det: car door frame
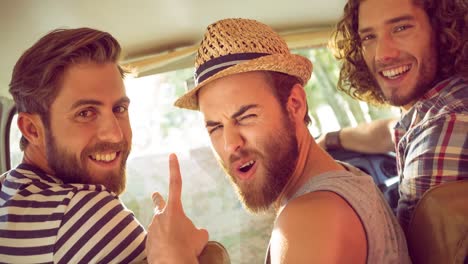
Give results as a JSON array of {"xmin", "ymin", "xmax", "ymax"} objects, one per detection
[{"xmin": 0, "ymin": 96, "xmax": 16, "ymax": 173}]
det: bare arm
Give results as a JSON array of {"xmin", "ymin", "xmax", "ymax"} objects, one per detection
[
  {"xmin": 317, "ymin": 118, "xmax": 398, "ymax": 154},
  {"xmin": 270, "ymin": 191, "xmax": 366, "ymax": 264}
]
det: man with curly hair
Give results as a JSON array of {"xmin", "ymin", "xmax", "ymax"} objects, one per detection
[{"xmin": 322, "ymin": 0, "xmax": 468, "ymax": 233}]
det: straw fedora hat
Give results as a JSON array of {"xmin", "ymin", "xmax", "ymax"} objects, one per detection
[{"xmin": 174, "ymin": 18, "xmax": 313, "ymax": 110}]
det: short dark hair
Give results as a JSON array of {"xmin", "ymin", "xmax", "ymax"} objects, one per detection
[
  {"xmin": 9, "ymin": 28, "xmax": 126, "ymax": 150},
  {"xmin": 264, "ymin": 71, "xmax": 312, "ymax": 126}
]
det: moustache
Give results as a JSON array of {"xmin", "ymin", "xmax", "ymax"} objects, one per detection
[
  {"xmin": 375, "ymin": 58, "xmax": 407, "ymax": 72},
  {"xmin": 83, "ymin": 141, "xmax": 130, "ymax": 157},
  {"xmin": 229, "ymin": 149, "xmax": 250, "ymax": 164},
  {"xmin": 228, "ymin": 148, "xmax": 262, "ymax": 167}
]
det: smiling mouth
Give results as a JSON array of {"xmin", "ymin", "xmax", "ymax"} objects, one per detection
[
  {"xmin": 380, "ymin": 64, "xmax": 411, "ymax": 79},
  {"xmin": 239, "ymin": 160, "xmax": 255, "ymax": 173},
  {"xmin": 89, "ymin": 152, "xmax": 120, "ymax": 162}
]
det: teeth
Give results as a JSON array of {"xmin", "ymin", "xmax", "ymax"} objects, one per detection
[
  {"xmin": 91, "ymin": 152, "xmax": 117, "ymax": 162},
  {"xmin": 382, "ymin": 65, "xmax": 410, "ymax": 79},
  {"xmin": 240, "ymin": 160, "xmax": 254, "ymax": 169}
]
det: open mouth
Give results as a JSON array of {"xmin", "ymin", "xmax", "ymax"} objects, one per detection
[
  {"xmin": 238, "ymin": 160, "xmax": 255, "ymax": 173},
  {"xmin": 380, "ymin": 64, "xmax": 411, "ymax": 80},
  {"xmin": 89, "ymin": 151, "xmax": 120, "ymax": 163}
]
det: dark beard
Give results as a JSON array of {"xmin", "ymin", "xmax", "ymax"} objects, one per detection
[
  {"xmin": 45, "ymin": 129, "xmax": 129, "ymax": 195},
  {"xmin": 386, "ymin": 74, "xmax": 435, "ymax": 106},
  {"xmin": 223, "ymin": 113, "xmax": 299, "ymax": 213}
]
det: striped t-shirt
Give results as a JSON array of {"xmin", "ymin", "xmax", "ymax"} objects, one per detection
[{"xmin": 0, "ymin": 163, "xmax": 147, "ymax": 263}]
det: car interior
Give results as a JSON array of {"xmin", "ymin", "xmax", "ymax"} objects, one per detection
[{"xmin": 0, "ymin": 1, "xmax": 466, "ymax": 263}]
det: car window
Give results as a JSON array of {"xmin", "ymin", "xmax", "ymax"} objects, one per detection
[
  {"xmin": 8, "ymin": 114, "xmax": 22, "ymax": 169},
  {"xmin": 8, "ymin": 46, "xmax": 398, "ymax": 263}
]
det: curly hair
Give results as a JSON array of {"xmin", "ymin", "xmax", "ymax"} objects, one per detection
[
  {"xmin": 330, "ymin": 0, "xmax": 468, "ymax": 105},
  {"xmin": 9, "ymin": 28, "xmax": 126, "ymax": 150}
]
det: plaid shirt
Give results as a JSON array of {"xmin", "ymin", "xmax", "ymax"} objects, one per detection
[{"xmin": 394, "ymin": 76, "xmax": 468, "ymax": 231}]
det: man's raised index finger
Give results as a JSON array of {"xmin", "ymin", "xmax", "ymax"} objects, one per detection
[{"xmin": 167, "ymin": 153, "xmax": 183, "ymax": 209}]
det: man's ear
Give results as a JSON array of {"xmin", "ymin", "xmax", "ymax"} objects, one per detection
[
  {"xmin": 287, "ymin": 83, "xmax": 308, "ymax": 123},
  {"xmin": 17, "ymin": 113, "xmax": 46, "ymax": 147}
]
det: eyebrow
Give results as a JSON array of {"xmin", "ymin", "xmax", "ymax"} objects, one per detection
[
  {"xmin": 205, "ymin": 104, "xmax": 259, "ymax": 128},
  {"xmin": 70, "ymin": 96, "xmax": 130, "ymax": 111},
  {"xmin": 359, "ymin": 15, "xmax": 416, "ymax": 34}
]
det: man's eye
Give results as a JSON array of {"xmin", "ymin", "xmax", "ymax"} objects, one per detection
[
  {"xmin": 360, "ymin": 34, "xmax": 374, "ymax": 42},
  {"xmin": 395, "ymin": 25, "xmax": 412, "ymax": 32},
  {"xmin": 114, "ymin": 105, "xmax": 128, "ymax": 113},
  {"xmin": 77, "ymin": 110, "xmax": 94, "ymax": 118},
  {"xmin": 239, "ymin": 114, "xmax": 257, "ymax": 121},
  {"xmin": 208, "ymin": 125, "xmax": 222, "ymax": 135}
]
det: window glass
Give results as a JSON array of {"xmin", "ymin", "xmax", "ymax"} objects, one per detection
[
  {"xmin": 9, "ymin": 114, "xmax": 22, "ymax": 169},
  {"xmin": 295, "ymin": 47, "xmax": 399, "ymax": 137}
]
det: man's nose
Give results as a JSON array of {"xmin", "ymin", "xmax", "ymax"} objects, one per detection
[
  {"xmin": 375, "ymin": 34, "xmax": 400, "ymax": 64},
  {"xmin": 97, "ymin": 114, "xmax": 124, "ymax": 143},
  {"xmin": 223, "ymin": 125, "xmax": 244, "ymax": 154}
]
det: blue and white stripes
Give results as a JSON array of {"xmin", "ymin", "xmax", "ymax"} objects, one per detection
[
  {"xmin": 0, "ymin": 163, "xmax": 146, "ymax": 263},
  {"xmin": 195, "ymin": 52, "xmax": 268, "ymax": 85}
]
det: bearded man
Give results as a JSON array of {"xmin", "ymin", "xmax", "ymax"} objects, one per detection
[
  {"xmin": 0, "ymin": 28, "xmax": 147, "ymax": 263},
  {"xmin": 146, "ymin": 18, "xmax": 411, "ymax": 264}
]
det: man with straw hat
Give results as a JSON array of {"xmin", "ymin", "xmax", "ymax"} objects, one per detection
[{"xmin": 147, "ymin": 18, "xmax": 411, "ymax": 263}]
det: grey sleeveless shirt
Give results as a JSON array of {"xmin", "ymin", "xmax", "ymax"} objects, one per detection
[{"xmin": 265, "ymin": 166, "xmax": 411, "ymax": 263}]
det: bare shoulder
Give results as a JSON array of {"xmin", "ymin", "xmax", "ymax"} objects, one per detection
[
  {"xmin": 270, "ymin": 191, "xmax": 366, "ymax": 263},
  {"xmin": 276, "ymin": 191, "xmax": 360, "ymax": 226}
]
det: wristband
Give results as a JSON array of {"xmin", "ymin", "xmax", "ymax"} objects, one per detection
[{"xmin": 325, "ymin": 130, "xmax": 342, "ymax": 151}]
